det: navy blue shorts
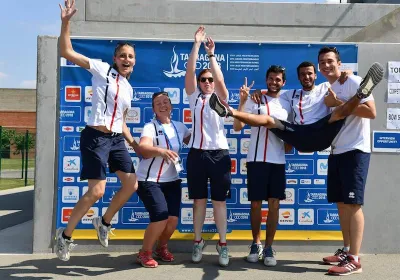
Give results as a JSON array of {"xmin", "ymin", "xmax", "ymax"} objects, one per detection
[
  {"xmin": 247, "ymin": 162, "xmax": 286, "ymax": 201},
  {"xmin": 80, "ymin": 126, "xmax": 135, "ymax": 180},
  {"xmin": 186, "ymin": 148, "xmax": 231, "ymax": 201},
  {"xmin": 137, "ymin": 179, "xmax": 182, "ymax": 222},
  {"xmin": 327, "ymin": 150, "xmax": 371, "ymax": 205},
  {"xmin": 270, "ymin": 114, "xmax": 345, "ymax": 152}
]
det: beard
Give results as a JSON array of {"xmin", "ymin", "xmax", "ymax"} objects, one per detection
[{"xmin": 300, "ymin": 81, "xmax": 314, "ymax": 90}]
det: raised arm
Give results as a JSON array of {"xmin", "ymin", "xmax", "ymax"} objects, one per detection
[
  {"xmin": 204, "ymin": 37, "xmax": 228, "ymax": 100},
  {"xmin": 185, "ymin": 27, "xmax": 206, "ymax": 95},
  {"xmin": 233, "ymin": 77, "xmax": 254, "ymax": 131},
  {"xmin": 59, "ymin": 0, "xmax": 90, "ymax": 69}
]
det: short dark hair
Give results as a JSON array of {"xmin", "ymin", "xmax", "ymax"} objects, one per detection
[
  {"xmin": 297, "ymin": 61, "xmax": 316, "ymax": 76},
  {"xmin": 318, "ymin": 46, "xmax": 341, "ymax": 62},
  {"xmin": 152, "ymin": 91, "xmax": 171, "ymax": 108},
  {"xmin": 266, "ymin": 65, "xmax": 286, "ymax": 82}
]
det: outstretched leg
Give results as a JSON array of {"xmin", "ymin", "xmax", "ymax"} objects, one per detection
[{"xmin": 329, "ymin": 62, "xmax": 384, "ymax": 123}]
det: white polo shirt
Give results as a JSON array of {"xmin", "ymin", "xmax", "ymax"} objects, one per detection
[
  {"xmin": 281, "ymin": 83, "xmax": 331, "ymax": 125},
  {"xmin": 187, "ymin": 89, "xmax": 229, "ymax": 150},
  {"xmin": 243, "ymin": 94, "xmax": 290, "ymax": 164},
  {"xmin": 86, "ymin": 59, "xmax": 133, "ymax": 133},
  {"xmin": 136, "ymin": 120, "xmax": 190, "ymax": 182},
  {"xmin": 331, "ymin": 75, "xmax": 374, "ymax": 154}
]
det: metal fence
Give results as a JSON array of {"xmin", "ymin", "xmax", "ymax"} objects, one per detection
[{"xmin": 0, "ymin": 126, "xmax": 35, "ymax": 187}]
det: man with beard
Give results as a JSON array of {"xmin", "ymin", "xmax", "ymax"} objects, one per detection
[
  {"xmin": 232, "ymin": 66, "xmax": 291, "ymax": 267},
  {"xmin": 209, "ymin": 61, "xmax": 383, "ymax": 153}
]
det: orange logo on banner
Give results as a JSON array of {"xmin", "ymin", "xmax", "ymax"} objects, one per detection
[
  {"xmin": 86, "ymin": 209, "xmax": 95, "ymax": 217},
  {"xmin": 62, "ymin": 208, "xmax": 73, "ymax": 223},
  {"xmin": 231, "ymin": 159, "xmax": 237, "ymax": 173},
  {"xmin": 183, "ymin": 109, "xmax": 192, "ymax": 123},
  {"xmin": 281, "ymin": 210, "xmax": 291, "ymax": 219},
  {"xmin": 261, "ymin": 209, "xmax": 269, "ymax": 223},
  {"xmin": 66, "ymin": 86, "xmax": 81, "ymax": 101}
]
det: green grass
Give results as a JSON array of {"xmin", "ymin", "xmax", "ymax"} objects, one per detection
[
  {"xmin": 0, "ymin": 158, "xmax": 35, "ymax": 170},
  {"xmin": 0, "ymin": 178, "xmax": 34, "ymax": 191}
]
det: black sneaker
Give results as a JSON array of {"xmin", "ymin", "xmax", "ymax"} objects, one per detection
[
  {"xmin": 356, "ymin": 62, "xmax": 384, "ymax": 99},
  {"xmin": 209, "ymin": 94, "xmax": 232, "ymax": 117}
]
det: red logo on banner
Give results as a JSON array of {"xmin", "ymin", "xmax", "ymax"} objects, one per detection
[
  {"xmin": 65, "ymin": 86, "xmax": 81, "ymax": 102},
  {"xmin": 62, "ymin": 208, "xmax": 73, "ymax": 223},
  {"xmin": 231, "ymin": 158, "xmax": 237, "ymax": 174},
  {"xmin": 261, "ymin": 209, "xmax": 269, "ymax": 223},
  {"xmin": 183, "ymin": 109, "xmax": 192, "ymax": 124}
]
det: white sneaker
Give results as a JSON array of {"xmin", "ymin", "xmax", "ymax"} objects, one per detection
[
  {"xmin": 192, "ymin": 239, "xmax": 206, "ymax": 263},
  {"xmin": 247, "ymin": 242, "xmax": 263, "ymax": 263},
  {"xmin": 92, "ymin": 217, "xmax": 114, "ymax": 247},
  {"xmin": 55, "ymin": 228, "xmax": 76, "ymax": 261},
  {"xmin": 263, "ymin": 246, "xmax": 277, "ymax": 267},
  {"xmin": 216, "ymin": 242, "xmax": 229, "ymax": 267}
]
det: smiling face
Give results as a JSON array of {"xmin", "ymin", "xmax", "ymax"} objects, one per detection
[
  {"xmin": 266, "ymin": 72, "xmax": 285, "ymax": 94},
  {"xmin": 113, "ymin": 45, "xmax": 136, "ymax": 78},
  {"xmin": 152, "ymin": 94, "xmax": 172, "ymax": 119},
  {"xmin": 298, "ymin": 66, "xmax": 316, "ymax": 91},
  {"xmin": 318, "ymin": 51, "xmax": 341, "ymax": 81},
  {"xmin": 198, "ymin": 69, "xmax": 215, "ymax": 94}
]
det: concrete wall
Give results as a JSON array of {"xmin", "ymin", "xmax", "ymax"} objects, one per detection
[
  {"xmin": 35, "ymin": 1, "xmax": 400, "ymax": 253},
  {"xmin": 0, "ymin": 89, "xmax": 36, "ymax": 112}
]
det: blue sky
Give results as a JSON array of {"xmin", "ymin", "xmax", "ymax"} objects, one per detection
[{"xmin": 0, "ymin": 0, "xmax": 327, "ymax": 89}]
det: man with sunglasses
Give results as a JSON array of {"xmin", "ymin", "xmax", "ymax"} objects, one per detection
[{"xmin": 233, "ymin": 66, "xmax": 291, "ymax": 267}]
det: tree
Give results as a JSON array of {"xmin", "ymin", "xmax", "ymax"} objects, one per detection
[
  {"xmin": 0, "ymin": 128, "xmax": 15, "ymax": 158},
  {"xmin": 11, "ymin": 131, "xmax": 35, "ymax": 155}
]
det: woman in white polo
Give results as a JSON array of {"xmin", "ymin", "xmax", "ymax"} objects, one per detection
[{"xmin": 185, "ymin": 26, "xmax": 231, "ymax": 267}]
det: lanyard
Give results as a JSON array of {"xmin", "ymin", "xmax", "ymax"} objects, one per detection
[{"xmin": 155, "ymin": 120, "xmax": 182, "ymax": 154}]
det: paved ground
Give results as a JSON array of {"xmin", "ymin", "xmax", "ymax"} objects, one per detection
[
  {"xmin": 0, "ymin": 186, "xmax": 33, "ymax": 230},
  {"xmin": 0, "ymin": 168, "xmax": 34, "ymax": 179}
]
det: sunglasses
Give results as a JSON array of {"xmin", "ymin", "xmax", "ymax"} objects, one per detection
[{"xmin": 200, "ymin": 77, "xmax": 214, "ymax": 83}]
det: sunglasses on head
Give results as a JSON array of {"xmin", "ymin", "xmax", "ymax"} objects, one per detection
[{"xmin": 200, "ymin": 77, "xmax": 214, "ymax": 83}]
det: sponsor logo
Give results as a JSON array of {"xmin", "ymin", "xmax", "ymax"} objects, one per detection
[
  {"xmin": 317, "ymin": 146, "xmax": 331, "ymax": 155},
  {"xmin": 298, "ymin": 209, "xmax": 314, "ymax": 225},
  {"xmin": 181, "ymin": 208, "xmax": 215, "ymax": 225},
  {"xmin": 76, "ymin": 126, "xmax": 85, "ymax": 132},
  {"xmin": 183, "ymin": 89, "xmax": 189, "ymax": 104},
  {"xmin": 314, "ymin": 179, "xmax": 326, "ymax": 185},
  {"xmin": 183, "ymin": 109, "xmax": 192, "ymax": 124},
  {"xmin": 84, "ymin": 106, "xmax": 92, "ymax": 123},
  {"xmin": 126, "ymin": 107, "xmax": 141, "ymax": 124},
  {"xmin": 227, "ymin": 138, "xmax": 238, "ymax": 154},
  {"xmin": 181, "ymin": 187, "xmax": 193, "ymax": 204},
  {"xmin": 239, "ymin": 188, "xmax": 250, "ymax": 204},
  {"xmin": 131, "ymin": 157, "xmax": 140, "ymax": 171},
  {"xmin": 62, "ymin": 176, "xmax": 75, "ymax": 182},
  {"xmin": 227, "ymin": 88, "xmax": 240, "ymax": 104},
  {"xmin": 62, "ymin": 126, "xmax": 74, "ymax": 132},
  {"xmin": 101, "ymin": 207, "xmax": 118, "ymax": 224},
  {"xmin": 231, "ymin": 158, "xmax": 237, "ymax": 174},
  {"xmin": 286, "ymin": 179, "xmax": 298, "ymax": 185},
  {"xmin": 163, "ymin": 46, "xmax": 186, "ymax": 78},
  {"xmin": 226, "ymin": 209, "xmax": 251, "ymax": 224},
  {"xmin": 240, "ymin": 138, "xmax": 250, "ymax": 154},
  {"xmin": 261, "ymin": 209, "xmax": 269, "ymax": 223},
  {"xmin": 132, "ymin": 127, "xmax": 143, "ymax": 134},
  {"xmin": 164, "ymin": 88, "xmax": 180, "ymax": 104},
  {"xmin": 243, "ymin": 129, "xmax": 251, "ymax": 135},
  {"xmin": 281, "ymin": 188, "xmax": 295, "ymax": 205},
  {"xmin": 82, "ymin": 207, "xmax": 99, "ymax": 224},
  {"xmin": 60, "ymin": 58, "xmax": 79, "ymax": 67},
  {"xmin": 122, "ymin": 207, "xmax": 150, "ymax": 224},
  {"xmin": 278, "ymin": 208, "xmax": 295, "ymax": 225},
  {"xmin": 348, "ymin": 192, "xmax": 355, "ymax": 199},
  {"xmin": 317, "ymin": 209, "xmax": 340, "ymax": 225},
  {"xmin": 317, "ymin": 159, "xmax": 328, "ymax": 175},
  {"xmin": 63, "ymin": 136, "xmax": 80, "ymax": 152},
  {"xmin": 61, "ymin": 207, "xmax": 73, "ymax": 223},
  {"xmin": 62, "ymin": 186, "xmax": 79, "ymax": 203},
  {"xmin": 65, "ymin": 86, "xmax": 81, "ymax": 102},
  {"xmin": 300, "ymin": 179, "xmax": 312, "ymax": 185},
  {"xmin": 232, "ymin": 178, "xmax": 243, "ymax": 184},
  {"xmin": 297, "ymin": 151, "xmax": 314, "ymax": 155},
  {"xmin": 106, "ymin": 177, "xmax": 118, "ymax": 183},
  {"xmin": 285, "ymin": 159, "xmax": 314, "ymax": 176},
  {"xmin": 124, "ymin": 137, "xmax": 139, "ymax": 154},
  {"xmin": 60, "ymin": 106, "xmax": 81, "ymax": 123},
  {"xmin": 132, "ymin": 87, "xmax": 161, "ymax": 102},
  {"xmin": 85, "ymin": 86, "xmax": 93, "ymax": 102},
  {"xmin": 63, "ymin": 156, "xmax": 80, "ymax": 173},
  {"xmin": 299, "ymin": 188, "xmax": 331, "ymax": 205},
  {"xmin": 240, "ymin": 158, "xmax": 247, "ymax": 175}
]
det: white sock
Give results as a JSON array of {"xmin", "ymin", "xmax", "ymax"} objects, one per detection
[
  {"xmin": 349, "ymin": 254, "xmax": 359, "ymax": 262},
  {"xmin": 343, "ymin": 246, "xmax": 350, "ymax": 252}
]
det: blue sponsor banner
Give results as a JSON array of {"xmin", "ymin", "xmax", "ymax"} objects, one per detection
[
  {"xmin": 372, "ymin": 131, "xmax": 400, "ymax": 152},
  {"xmin": 57, "ymin": 38, "xmax": 357, "ymax": 233},
  {"xmin": 317, "ymin": 209, "xmax": 340, "ymax": 226}
]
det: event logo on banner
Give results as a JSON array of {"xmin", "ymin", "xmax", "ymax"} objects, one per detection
[{"xmin": 57, "ymin": 38, "xmax": 357, "ymax": 238}]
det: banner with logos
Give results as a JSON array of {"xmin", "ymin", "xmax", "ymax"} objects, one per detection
[{"xmin": 58, "ymin": 39, "xmax": 358, "ymax": 240}]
